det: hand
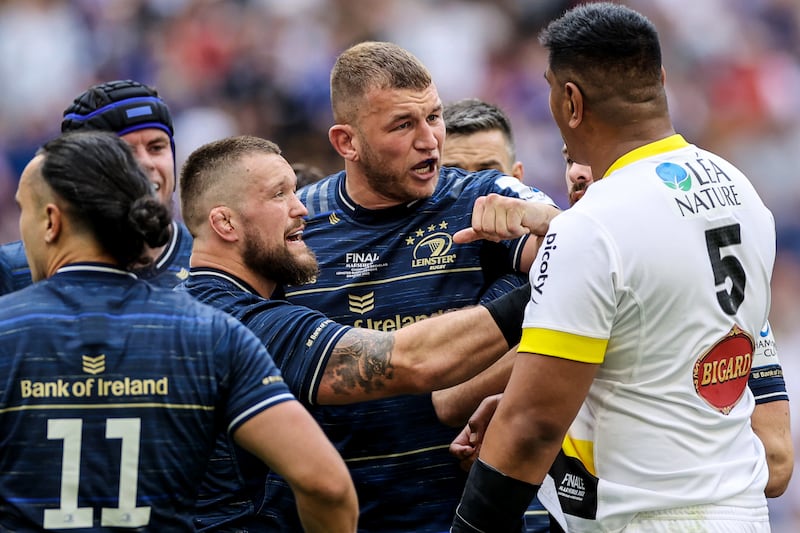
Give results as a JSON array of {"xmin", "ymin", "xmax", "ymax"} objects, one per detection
[
  {"xmin": 449, "ymin": 393, "xmax": 503, "ymax": 471},
  {"xmin": 454, "ymin": 194, "xmax": 558, "ymax": 244}
]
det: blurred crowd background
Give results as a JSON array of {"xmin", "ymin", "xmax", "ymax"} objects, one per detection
[{"xmin": 0, "ymin": 0, "xmax": 798, "ymax": 528}]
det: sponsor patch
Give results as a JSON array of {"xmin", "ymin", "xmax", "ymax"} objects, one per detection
[{"xmin": 693, "ymin": 325, "xmax": 753, "ymax": 414}]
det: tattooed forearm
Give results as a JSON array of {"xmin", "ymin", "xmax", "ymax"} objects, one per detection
[{"xmin": 327, "ymin": 329, "xmax": 395, "ymax": 394}]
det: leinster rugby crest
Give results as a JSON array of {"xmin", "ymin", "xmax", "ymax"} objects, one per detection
[
  {"xmin": 405, "ymin": 221, "xmax": 456, "ymax": 271},
  {"xmin": 693, "ymin": 325, "xmax": 754, "ymax": 414}
]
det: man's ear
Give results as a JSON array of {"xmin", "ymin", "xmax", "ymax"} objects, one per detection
[
  {"xmin": 209, "ymin": 206, "xmax": 238, "ymax": 242},
  {"xmin": 565, "ymin": 81, "xmax": 584, "ymax": 129},
  {"xmin": 511, "ymin": 161, "xmax": 524, "ymax": 181},
  {"xmin": 329, "ymin": 124, "xmax": 359, "ymax": 161},
  {"xmin": 44, "ymin": 203, "xmax": 62, "ymax": 244}
]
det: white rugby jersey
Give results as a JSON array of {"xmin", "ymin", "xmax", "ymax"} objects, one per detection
[{"xmin": 520, "ymin": 135, "xmax": 774, "ymax": 532}]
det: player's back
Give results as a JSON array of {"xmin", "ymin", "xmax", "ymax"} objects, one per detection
[
  {"xmin": 546, "ymin": 138, "xmax": 774, "ymax": 528},
  {"xmin": 0, "ymin": 265, "xmax": 248, "ymax": 531}
]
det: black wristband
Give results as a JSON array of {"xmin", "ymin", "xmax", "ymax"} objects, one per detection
[
  {"xmin": 451, "ymin": 458, "xmax": 540, "ymax": 532},
  {"xmin": 481, "ymin": 282, "xmax": 530, "ymax": 348}
]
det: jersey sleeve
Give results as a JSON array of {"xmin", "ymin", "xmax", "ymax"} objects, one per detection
[
  {"xmin": 484, "ymin": 173, "xmax": 560, "ymax": 274},
  {"xmin": 236, "ymin": 300, "xmax": 351, "ymax": 406},
  {"xmin": 215, "ymin": 314, "xmax": 295, "ymax": 435},
  {"xmin": 0, "ymin": 248, "xmax": 12, "ymax": 296},
  {"xmin": 519, "ymin": 211, "xmax": 615, "ymax": 363}
]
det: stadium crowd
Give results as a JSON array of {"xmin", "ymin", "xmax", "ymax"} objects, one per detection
[{"xmin": 0, "ymin": 0, "xmax": 798, "ymax": 530}]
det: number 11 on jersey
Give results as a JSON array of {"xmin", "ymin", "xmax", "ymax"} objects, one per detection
[{"xmin": 44, "ymin": 418, "xmax": 151, "ymax": 529}]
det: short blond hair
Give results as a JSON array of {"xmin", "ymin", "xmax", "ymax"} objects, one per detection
[{"xmin": 330, "ymin": 41, "xmax": 432, "ymax": 123}]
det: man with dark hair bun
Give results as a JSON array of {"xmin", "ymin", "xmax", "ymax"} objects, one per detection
[
  {"xmin": 0, "ymin": 80, "xmax": 192, "ymax": 293},
  {"xmin": 0, "ymin": 130, "xmax": 357, "ymax": 532}
]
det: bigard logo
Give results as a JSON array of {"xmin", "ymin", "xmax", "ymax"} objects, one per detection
[{"xmin": 693, "ymin": 325, "xmax": 753, "ymax": 414}]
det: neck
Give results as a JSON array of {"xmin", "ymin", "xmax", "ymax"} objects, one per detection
[
  {"xmin": 190, "ymin": 247, "xmax": 277, "ymax": 299},
  {"xmin": 587, "ymin": 120, "xmax": 675, "ymax": 178},
  {"xmin": 342, "ymin": 162, "xmax": 404, "ymax": 210},
  {"xmin": 45, "ymin": 241, "xmax": 118, "ymax": 279}
]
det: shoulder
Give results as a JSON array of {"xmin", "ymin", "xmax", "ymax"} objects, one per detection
[
  {"xmin": 438, "ymin": 167, "xmax": 557, "ymax": 206},
  {"xmin": 298, "ymin": 171, "xmax": 342, "ymax": 213},
  {"xmin": 0, "ymin": 240, "xmax": 28, "ymax": 267}
]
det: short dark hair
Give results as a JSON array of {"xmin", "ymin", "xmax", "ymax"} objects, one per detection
[
  {"xmin": 443, "ymin": 98, "xmax": 516, "ymax": 158},
  {"xmin": 38, "ymin": 131, "xmax": 171, "ymax": 268},
  {"xmin": 539, "ymin": 3, "xmax": 663, "ymax": 109},
  {"xmin": 180, "ymin": 135, "xmax": 282, "ymax": 235}
]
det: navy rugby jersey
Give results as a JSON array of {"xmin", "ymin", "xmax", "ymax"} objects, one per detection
[
  {"xmin": 179, "ymin": 268, "xmax": 352, "ymax": 531},
  {"xmin": 0, "ymin": 248, "xmax": 11, "ymax": 296},
  {"xmin": 285, "ymin": 167, "xmax": 556, "ymax": 532},
  {"xmin": 0, "ymin": 221, "xmax": 192, "ymax": 292},
  {"xmin": 0, "ymin": 264, "xmax": 292, "ymax": 531}
]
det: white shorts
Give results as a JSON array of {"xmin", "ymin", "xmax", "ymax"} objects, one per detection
[{"xmin": 623, "ymin": 504, "xmax": 771, "ymax": 532}]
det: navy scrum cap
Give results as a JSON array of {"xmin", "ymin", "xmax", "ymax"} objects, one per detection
[
  {"xmin": 61, "ymin": 79, "xmax": 176, "ymax": 189},
  {"xmin": 61, "ymin": 79, "xmax": 174, "ymax": 139}
]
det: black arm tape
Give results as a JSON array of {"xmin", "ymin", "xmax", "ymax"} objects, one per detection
[
  {"xmin": 481, "ymin": 282, "xmax": 530, "ymax": 348},
  {"xmin": 451, "ymin": 458, "xmax": 540, "ymax": 533}
]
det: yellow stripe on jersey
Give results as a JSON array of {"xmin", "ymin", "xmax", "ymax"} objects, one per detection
[
  {"xmin": 604, "ymin": 134, "xmax": 690, "ymax": 178},
  {"xmin": 562, "ymin": 435, "xmax": 596, "ymax": 476},
  {"xmin": 519, "ymin": 327, "xmax": 607, "ymax": 364}
]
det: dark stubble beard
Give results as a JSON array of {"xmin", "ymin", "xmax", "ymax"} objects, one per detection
[
  {"xmin": 242, "ymin": 227, "xmax": 319, "ymax": 286},
  {"xmin": 359, "ymin": 131, "xmax": 433, "ymax": 204}
]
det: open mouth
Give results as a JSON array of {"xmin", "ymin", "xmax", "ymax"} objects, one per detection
[
  {"xmin": 286, "ymin": 228, "xmax": 304, "ymax": 242},
  {"xmin": 412, "ymin": 158, "xmax": 437, "ymax": 175}
]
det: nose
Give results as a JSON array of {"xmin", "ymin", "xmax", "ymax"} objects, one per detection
[
  {"xmin": 415, "ymin": 122, "xmax": 440, "ymax": 153},
  {"xmin": 131, "ymin": 144, "xmax": 155, "ymax": 170},
  {"xmin": 569, "ymin": 163, "xmax": 592, "ymax": 184},
  {"xmin": 290, "ymin": 192, "xmax": 309, "ymax": 217}
]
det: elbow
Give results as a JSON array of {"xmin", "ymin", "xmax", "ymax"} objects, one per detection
[
  {"xmin": 764, "ymin": 456, "xmax": 794, "ymax": 498},
  {"xmin": 317, "ymin": 474, "xmax": 358, "ymax": 509},
  {"xmin": 432, "ymin": 389, "xmax": 469, "ymax": 427},
  {"xmin": 296, "ymin": 473, "xmax": 359, "ymax": 520}
]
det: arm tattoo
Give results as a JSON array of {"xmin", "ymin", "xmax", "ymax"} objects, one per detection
[{"xmin": 327, "ymin": 329, "xmax": 395, "ymax": 394}]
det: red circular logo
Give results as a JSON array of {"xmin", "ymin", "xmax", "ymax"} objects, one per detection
[{"xmin": 693, "ymin": 325, "xmax": 754, "ymax": 414}]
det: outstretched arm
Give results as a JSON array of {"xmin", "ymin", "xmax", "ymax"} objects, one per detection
[
  {"xmin": 432, "ymin": 347, "xmax": 515, "ymax": 427},
  {"xmin": 234, "ymin": 400, "xmax": 358, "ymax": 533},
  {"xmin": 316, "ymin": 283, "xmax": 530, "ymax": 404},
  {"xmin": 316, "ymin": 305, "xmax": 506, "ymax": 403}
]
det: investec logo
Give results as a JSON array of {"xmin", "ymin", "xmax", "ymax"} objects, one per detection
[{"xmin": 406, "ymin": 222, "xmax": 456, "ymax": 270}]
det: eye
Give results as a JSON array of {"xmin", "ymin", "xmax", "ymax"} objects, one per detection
[
  {"xmin": 427, "ymin": 113, "xmax": 440, "ymax": 123},
  {"xmin": 396, "ymin": 121, "xmax": 411, "ymax": 131}
]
